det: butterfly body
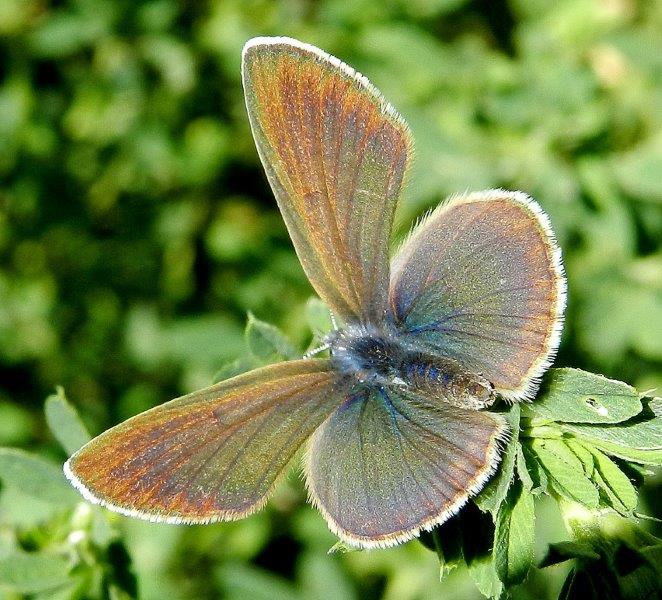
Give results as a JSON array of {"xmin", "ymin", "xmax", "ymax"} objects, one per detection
[
  {"xmin": 328, "ymin": 323, "xmax": 495, "ymax": 409},
  {"xmin": 64, "ymin": 36, "xmax": 566, "ymax": 549}
]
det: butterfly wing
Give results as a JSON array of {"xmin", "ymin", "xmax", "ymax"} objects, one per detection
[
  {"xmin": 65, "ymin": 360, "xmax": 345, "ymax": 523},
  {"xmin": 242, "ymin": 37, "xmax": 413, "ymax": 323},
  {"xmin": 389, "ymin": 190, "xmax": 566, "ymax": 401},
  {"xmin": 305, "ymin": 386, "xmax": 506, "ymax": 548}
]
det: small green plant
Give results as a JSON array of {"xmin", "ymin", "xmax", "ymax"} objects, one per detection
[{"xmin": 0, "ymin": 388, "xmax": 136, "ymax": 598}]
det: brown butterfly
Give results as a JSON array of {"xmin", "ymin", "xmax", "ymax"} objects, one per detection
[{"xmin": 65, "ymin": 37, "xmax": 565, "ymax": 548}]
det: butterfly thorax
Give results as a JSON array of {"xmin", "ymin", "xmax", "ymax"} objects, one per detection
[
  {"xmin": 327, "ymin": 324, "xmax": 496, "ymax": 410},
  {"xmin": 328, "ymin": 324, "xmax": 403, "ymax": 385}
]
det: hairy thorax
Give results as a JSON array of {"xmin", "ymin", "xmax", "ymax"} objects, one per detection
[{"xmin": 327, "ymin": 324, "xmax": 495, "ymax": 410}]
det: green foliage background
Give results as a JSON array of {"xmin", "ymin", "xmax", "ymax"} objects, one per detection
[{"xmin": 0, "ymin": 0, "xmax": 660, "ymax": 598}]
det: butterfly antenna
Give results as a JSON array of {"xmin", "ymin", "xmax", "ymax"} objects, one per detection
[
  {"xmin": 303, "ymin": 309, "xmax": 337, "ymax": 358},
  {"xmin": 304, "ymin": 342, "xmax": 331, "ymax": 359}
]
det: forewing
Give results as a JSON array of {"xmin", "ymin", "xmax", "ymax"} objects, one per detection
[
  {"xmin": 65, "ymin": 360, "xmax": 344, "ymax": 523},
  {"xmin": 242, "ymin": 37, "xmax": 412, "ymax": 323},
  {"xmin": 305, "ymin": 386, "xmax": 506, "ymax": 548},
  {"xmin": 389, "ymin": 190, "xmax": 566, "ymax": 400}
]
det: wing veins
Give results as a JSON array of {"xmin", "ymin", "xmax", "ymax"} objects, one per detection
[
  {"xmin": 296, "ymin": 60, "xmax": 362, "ymax": 312},
  {"xmin": 378, "ymin": 388, "xmax": 442, "ymax": 517}
]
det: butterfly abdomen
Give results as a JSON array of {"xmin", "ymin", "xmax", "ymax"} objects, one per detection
[
  {"xmin": 402, "ymin": 353, "xmax": 496, "ymax": 410},
  {"xmin": 402, "ymin": 360, "xmax": 450, "ymax": 384}
]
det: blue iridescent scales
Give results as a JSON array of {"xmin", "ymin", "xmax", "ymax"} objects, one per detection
[{"xmin": 64, "ymin": 37, "xmax": 565, "ymax": 549}]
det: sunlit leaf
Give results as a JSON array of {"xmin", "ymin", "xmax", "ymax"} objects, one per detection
[
  {"xmin": 526, "ymin": 369, "xmax": 643, "ymax": 424},
  {"xmin": 494, "ymin": 482, "xmax": 535, "ymax": 586},
  {"xmin": 565, "ymin": 439, "xmax": 594, "ymax": 476},
  {"xmin": 0, "ymin": 552, "xmax": 71, "ymax": 593},
  {"xmin": 44, "ymin": 387, "xmax": 91, "ymax": 455},
  {"xmin": 245, "ymin": 313, "xmax": 298, "ymax": 362},
  {"xmin": 516, "ymin": 444, "xmax": 535, "ymax": 492},
  {"xmin": 574, "ymin": 441, "xmax": 662, "ymax": 466},
  {"xmin": 561, "ymin": 398, "xmax": 662, "ymax": 455},
  {"xmin": 587, "ymin": 447, "xmax": 638, "ymax": 513},
  {"xmin": 529, "ymin": 439, "xmax": 599, "ymax": 507},
  {"xmin": 304, "ymin": 297, "xmax": 334, "ymax": 340},
  {"xmin": 0, "ymin": 448, "xmax": 79, "ymax": 506}
]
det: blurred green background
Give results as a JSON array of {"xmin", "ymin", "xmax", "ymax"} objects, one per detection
[{"xmin": 1, "ymin": 0, "xmax": 660, "ymax": 598}]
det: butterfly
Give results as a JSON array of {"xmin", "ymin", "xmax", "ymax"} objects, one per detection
[{"xmin": 64, "ymin": 36, "xmax": 566, "ymax": 549}]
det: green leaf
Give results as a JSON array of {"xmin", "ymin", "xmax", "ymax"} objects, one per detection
[
  {"xmin": 461, "ymin": 504, "xmax": 503, "ymax": 597},
  {"xmin": 0, "ymin": 552, "xmax": 71, "ymax": 593},
  {"xmin": 44, "ymin": 387, "xmax": 91, "ymax": 455},
  {"xmin": 494, "ymin": 481, "xmax": 535, "ymax": 586},
  {"xmin": 212, "ymin": 356, "xmax": 256, "ymax": 383},
  {"xmin": 586, "ymin": 447, "xmax": 638, "ymax": 513},
  {"xmin": 298, "ymin": 551, "xmax": 357, "ymax": 600},
  {"xmin": 539, "ymin": 541, "xmax": 600, "ymax": 568},
  {"xmin": 245, "ymin": 313, "xmax": 298, "ymax": 363},
  {"xmin": 561, "ymin": 398, "xmax": 662, "ymax": 461},
  {"xmin": 327, "ymin": 541, "xmax": 356, "ymax": 554},
  {"xmin": 305, "ymin": 297, "xmax": 333, "ymax": 339},
  {"xmin": 0, "ymin": 485, "xmax": 61, "ymax": 527},
  {"xmin": 0, "ymin": 448, "xmax": 79, "ymax": 506},
  {"xmin": 592, "ymin": 470, "xmax": 628, "ymax": 515},
  {"xmin": 217, "ymin": 563, "xmax": 301, "ymax": 600},
  {"xmin": 516, "ymin": 444, "xmax": 534, "ymax": 492},
  {"xmin": 526, "ymin": 369, "xmax": 643, "ymax": 424},
  {"xmin": 566, "ymin": 439, "xmax": 594, "ymax": 476},
  {"xmin": 475, "ymin": 404, "xmax": 520, "ymax": 514},
  {"xmin": 613, "ymin": 132, "xmax": 662, "ymax": 203},
  {"xmin": 574, "ymin": 441, "xmax": 662, "ymax": 466},
  {"xmin": 529, "ymin": 439, "xmax": 600, "ymax": 507},
  {"xmin": 519, "ymin": 443, "xmax": 548, "ymax": 494},
  {"xmin": 466, "ymin": 552, "xmax": 503, "ymax": 598},
  {"xmin": 615, "ymin": 542, "xmax": 662, "ymax": 600},
  {"xmin": 0, "ymin": 401, "xmax": 33, "ymax": 445}
]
